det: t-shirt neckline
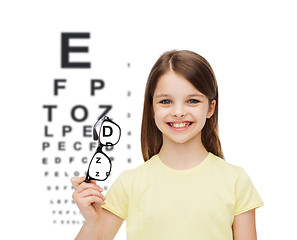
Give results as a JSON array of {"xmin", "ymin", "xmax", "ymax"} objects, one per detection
[{"xmin": 155, "ymin": 152, "xmax": 212, "ymax": 174}]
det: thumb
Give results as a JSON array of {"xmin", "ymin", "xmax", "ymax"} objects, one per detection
[{"xmin": 70, "ymin": 176, "xmax": 86, "ymax": 190}]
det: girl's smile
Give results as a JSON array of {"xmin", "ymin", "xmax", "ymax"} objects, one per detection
[{"xmin": 166, "ymin": 121, "xmax": 194, "ymax": 131}]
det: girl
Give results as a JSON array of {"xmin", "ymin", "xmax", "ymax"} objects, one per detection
[{"xmin": 71, "ymin": 50, "xmax": 264, "ymax": 240}]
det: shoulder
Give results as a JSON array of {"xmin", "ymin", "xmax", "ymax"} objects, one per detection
[{"xmin": 208, "ymin": 153, "xmax": 246, "ymax": 180}]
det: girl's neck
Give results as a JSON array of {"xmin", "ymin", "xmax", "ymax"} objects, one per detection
[{"xmin": 158, "ymin": 137, "xmax": 209, "ymax": 170}]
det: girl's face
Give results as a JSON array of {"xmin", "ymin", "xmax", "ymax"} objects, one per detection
[{"xmin": 153, "ymin": 71, "xmax": 216, "ymax": 145}]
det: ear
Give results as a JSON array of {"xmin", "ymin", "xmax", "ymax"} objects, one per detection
[{"xmin": 207, "ymin": 100, "xmax": 216, "ymax": 119}]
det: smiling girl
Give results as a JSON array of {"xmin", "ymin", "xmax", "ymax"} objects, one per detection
[{"xmin": 71, "ymin": 50, "xmax": 264, "ymax": 240}]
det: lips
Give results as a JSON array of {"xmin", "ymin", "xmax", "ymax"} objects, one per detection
[{"xmin": 166, "ymin": 121, "xmax": 193, "ymax": 129}]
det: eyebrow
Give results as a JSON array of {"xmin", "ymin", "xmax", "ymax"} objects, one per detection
[
  {"xmin": 187, "ymin": 93, "xmax": 205, "ymax": 98},
  {"xmin": 154, "ymin": 94, "xmax": 171, "ymax": 98},
  {"xmin": 154, "ymin": 93, "xmax": 205, "ymax": 98}
]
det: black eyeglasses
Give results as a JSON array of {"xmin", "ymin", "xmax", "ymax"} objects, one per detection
[{"xmin": 84, "ymin": 116, "xmax": 121, "ymax": 182}]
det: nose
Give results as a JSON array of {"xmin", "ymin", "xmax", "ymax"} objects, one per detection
[{"xmin": 172, "ymin": 104, "xmax": 185, "ymax": 118}]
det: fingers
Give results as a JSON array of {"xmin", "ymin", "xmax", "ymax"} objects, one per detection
[
  {"xmin": 88, "ymin": 196, "xmax": 106, "ymax": 206},
  {"xmin": 79, "ymin": 188, "xmax": 106, "ymax": 201},
  {"xmin": 74, "ymin": 195, "xmax": 106, "ymax": 207},
  {"xmin": 75, "ymin": 182, "xmax": 103, "ymax": 194},
  {"xmin": 72, "ymin": 191, "xmax": 106, "ymax": 208},
  {"xmin": 71, "ymin": 176, "xmax": 106, "ymax": 207}
]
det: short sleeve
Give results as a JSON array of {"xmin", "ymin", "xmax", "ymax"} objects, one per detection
[
  {"xmin": 101, "ymin": 171, "xmax": 130, "ymax": 219},
  {"xmin": 234, "ymin": 168, "xmax": 264, "ymax": 216}
]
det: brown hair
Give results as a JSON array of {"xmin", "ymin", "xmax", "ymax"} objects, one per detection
[{"xmin": 141, "ymin": 50, "xmax": 224, "ymax": 161}]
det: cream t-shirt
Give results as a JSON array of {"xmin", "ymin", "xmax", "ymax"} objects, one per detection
[{"xmin": 102, "ymin": 152, "xmax": 263, "ymax": 239}]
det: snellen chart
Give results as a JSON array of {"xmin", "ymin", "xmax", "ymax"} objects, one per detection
[{"xmin": 41, "ymin": 32, "xmax": 135, "ymax": 225}]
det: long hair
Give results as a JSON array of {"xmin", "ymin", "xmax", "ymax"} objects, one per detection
[{"xmin": 141, "ymin": 50, "xmax": 224, "ymax": 161}]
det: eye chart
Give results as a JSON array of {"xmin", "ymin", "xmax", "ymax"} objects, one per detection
[{"xmin": 41, "ymin": 32, "xmax": 142, "ymax": 226}]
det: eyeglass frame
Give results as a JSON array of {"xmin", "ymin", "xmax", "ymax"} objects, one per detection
[{"xmin": 84, "ymin": 116, "xmax": 121, "ymax": 182}]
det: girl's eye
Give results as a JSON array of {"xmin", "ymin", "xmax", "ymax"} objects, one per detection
[
  {"xmin": 188, "ymin": 99, "xmax": 199, "ymax": 104},
  {"xmin": 161, "ymin": 99, "xmax": 172, "ymax": 104}
]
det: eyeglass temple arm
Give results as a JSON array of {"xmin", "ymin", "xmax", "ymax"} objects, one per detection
[{"xmin": 93, "ymin": 116, "xmax": 109, "ymax": 141}]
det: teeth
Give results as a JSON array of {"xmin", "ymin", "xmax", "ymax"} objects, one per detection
[{"xmin": 169, "ymin": 122, "xmax": 190, "ymax": 128}]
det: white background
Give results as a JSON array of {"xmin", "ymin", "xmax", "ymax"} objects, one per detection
[{"xmin": 1, "ymin": 0, "xmax": 296, "ymax": 239}]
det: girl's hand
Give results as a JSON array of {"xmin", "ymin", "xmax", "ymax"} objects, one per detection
[{"xmin": 71, "ymin": 176, "xmax": 106, "ymax": 225}]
